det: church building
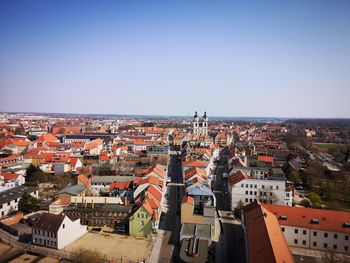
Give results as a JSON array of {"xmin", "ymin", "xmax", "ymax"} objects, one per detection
[{"xmin": 193, "ymin": 111, "xmax": 208, "ymax": 136}]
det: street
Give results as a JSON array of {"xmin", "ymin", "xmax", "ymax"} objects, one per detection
[
  {"xmin": 213, "ymin": 147, "xmax": 246, "ymax": 263},
  {"xmin": 150, "ymin": 154, "xmax": 183, "ymax": 263}
]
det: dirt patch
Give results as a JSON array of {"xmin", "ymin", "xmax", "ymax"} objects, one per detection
[
  {"xmin": 65, "ymin": 232, "xmax": 153, "ymax": 262},
  {"xmin": 9, "ymin": 254, "xmax": 57, "ymax": 263},
  {"xmin": 0, "ymin": 241, "xmax": 13, "ymax": 255}
]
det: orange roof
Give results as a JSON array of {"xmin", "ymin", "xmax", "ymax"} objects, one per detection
[
  {"xmin": 139, "ymin": 175, "xmax": 163, "ymax": 189},
  {"xmin": 263, "ymin": 204, "xmax": 350, "ymax": 234},
  {"xmin": 243, "ymin": 201, "xmax": 294, "ymax": 263},
  {"xmin": 182, "ymin": 160, "xmax": 209, "ymax": 168},
  {"xmin": 36, "ymin": 133, "xmax": 59, "ymax": 143},
  {"xmin": 146, "ymin": 195, "xmax": 160, "ymax": 209},
  {"xmin": 184, "ymin": 167, "xmax": 207, "ymax": 181},
  {"xmin": 142, "ymin": 200, "xmax": 154, "ymax": 215},
  {"xmin": 145, "ymin": 164, "xmax": 166, "ymax": 178},
  {"xmin": 77, "ymin": 174, "xmax": 89, "ymax": 187},
  {"xmin": 12, "ymin": 140, "xmax": 30, "ymax": 147},
  {"xmin": 109, "ymin": 181, "xmax": 132, "ymax": 190},
  {"xmin": 1, "ymin": 172, "xmax": 20, "ymax": 181},
  {"xmin": 182, "ymin": 196, "xmax": 194, "ymax": 205},
  {"xmin": 228, "ymin": 171, "xmax": 250, "ymax": 185},
  {"xmin": 258, "ymin": 155, "xmax": 274, "ymax": 163},
  {"xmin": 146, "ymin": 185, "xmax": 162, "ymax": 202},
  {"xmin": 85, "ymin": 138, "xmax": 103, "ymax": 150}
]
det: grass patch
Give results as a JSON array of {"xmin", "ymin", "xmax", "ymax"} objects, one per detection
[{"xmin": 313, "ymin": 143, "xmax": 338, "ymax": 150}]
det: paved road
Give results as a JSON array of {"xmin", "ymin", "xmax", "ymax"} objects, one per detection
[
  {"xmin": 150, "ymin": 154, "xmax": 183, "ymax": 263},
  {"xmin": 213, "ymin": 147, "xmax": 247, "ymax": 263},
  {"xmin": 0, "ymin": 228, "xmax": 68, "ymax": 261}
]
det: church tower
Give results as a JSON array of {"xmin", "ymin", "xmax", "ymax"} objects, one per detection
[
  {"xmin": 193, "ymin": 111, "xmax": 208, "ymax": 136},
  {"xmin": 202, "ymin": 111, "xmax": 208, "ymax": 136},
  {"xmin": 193, "ymin": 111, "xmax": 199, "ymax": 136}
]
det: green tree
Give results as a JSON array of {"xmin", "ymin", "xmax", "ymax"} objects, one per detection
[
  {"xmin": 18, "ymin": 192, "xmax": 40, "ymax": 214},
  {"xmin": 307, "ymin": 192, "xmax": 323, "ymax": 208},
  {"xmin": 288, "ymin": 171, "xmax": 302, "ymax": 184}
]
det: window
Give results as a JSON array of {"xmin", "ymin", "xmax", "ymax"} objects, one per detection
[
  {"xmin": 62, "ymin": 224, "xmax": 65, "ymax": 229},
  {"xmin": 324, "ymin": 243, "xmax": 328, "ymax": 249},
  {"xmin": 250, "ymin": 184, "xmax": 253, "ymax": 188},
  {"xmin": 324, "ymin": 233, "xmax": 328, "ymax": 238},
  {"xmin": 313, "ymin": 231, "xmax": 317, "ymax": 236},
  {"xmin": 254, "ymin": 185, "xmax": 257, "ymax": 188},
  {"xmin": 313, "ymin": 242, "xmax": 317, "ymax": 247},
  {"xmin": 294, "ymin": 239, "xmax": 298, "ymax": 244},
  {"xmin": 254, "ymin": 191, "xmax": 257, "ymax": 195},
  {"xmin": 276, "ymin": 186, "xmax": 279, "ymax": 190},
  {"xmin": 333, "ymin": 244, "xmax": 337, "ymax": 250},
  {"xmin": 281, "ymin": 227, "xmax": 285, "ymax": 232},
  {"xmin": 246, "ymin": 184, "xmax": 248, "ymax": 188},
  {"xmin": 346, "ymin": 235, "xmax": 349, "ymax": 240},
  {"xmin": 270, "ymin": 192, "xmax": 273, "ymax": 197},
  {"xmin": 241, "ymin": 184, "xmax": 244, "ymax": 188},
  {"xmin": 250, "ymin": 191, "xmax": 252, "ymax": 195},
  {"xmin": 302, "ymin": 240, "xmax": 306, "ymax": 245},
  {"xmin": 245, "ymin": 191, "xmax": 248, "ymax": 195},
  {"xmin": 270, "ymin": 185, "xmax": 273, "ymax": 190},
  {"xmin": 345, "ymin": 246, "xmax": 348, "ymax": 251},
  {"xmin": 286, "ymin": 193, "xmax": 290, "ymax": 197},
  {"xmin": 294, "ymin": 229, "xmax": 298, "ymax": 234},
  {"xmin": 245, "ymin": 198, "xmax": 248, "ymax": 202},
  {"xmin": 262, "ymin": 185, "xmax": 265, "ymax": 189},
  {"xmin": 303, "ymin": 230, "xmax": 307, "ymax": 235},
  {"xmin": 334, "ymin": 234, "xmax": 338, "ymax": 239},
  {"xmin": 137, "ymin": 214, "xmax": 140, "ymax": 218}
]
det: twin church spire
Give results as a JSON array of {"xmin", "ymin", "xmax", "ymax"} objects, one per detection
[{"xmin": 193, "ymin": 111, "xmax": 208, "ymax": 136}]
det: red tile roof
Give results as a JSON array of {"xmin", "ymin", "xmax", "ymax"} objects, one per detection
[
  {"xmin": 182, "ymin": 196, "xmax": 194, "ymax": 205},
  {"xmin": 182, "ymin": 160, "xmax": 209, "ymax": 168},
  {"xmin": 109, "ymin": 181, "xmax": 132, "ymax": 191},
  {"xmin": 228, "ymin": 170, "xmax": 250, "ymax": 185},
  {"xmin": 36, "ymin": 133, "xmax": 59, "ymax": 143},
  {"xmin": 243, "ymin": 201, "xmax": 294, "ymax": 263},
  {"xmin": 263, "ymin": 204, "xmax": 350, "ymax": 234},
  {"xmin": 258, "ymin": 155, "xmax": 274, "ymax": 163},
  {"xmin": 1, "ymin": 172, "xmax": 20, "ymax": 181},
  {"xmin": 184, "ymin": 167, "xmax": 207, "ymax": 181},
  {"xmin": 146, "ymin": 185, "xmax": 162, "ymax": 202}
]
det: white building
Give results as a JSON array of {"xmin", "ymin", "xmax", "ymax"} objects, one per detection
[
  {"xmin": 0, "ymin": 185, "xmax": 38, "ymax": 218},
  {"xmin": 228, "ymin": 171, "xmax": 293, "ymax": 210},
  {"xmin": 32, "ymin": 213, "xmax": 87, "ymax": 249},
  {"xmin": 193, "ymin": 111, "xmax": 208, "ymax": 137},
  {"xmin": 0, "ymin": 172, "xmax": 25, "ymax": 192},
  {"xmin": 263, "ymin": 204, "xmax": 350, "ymax": 255}
]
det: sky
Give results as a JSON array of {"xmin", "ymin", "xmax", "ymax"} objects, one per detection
[{"xmin": 0, "ymin": 0, "xmax": 350, "ymax": 118}]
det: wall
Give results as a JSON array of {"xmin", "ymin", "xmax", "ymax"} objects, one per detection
[{"xmin": 57, "ymin": 217, "xmax": 87, "ymax": 249}]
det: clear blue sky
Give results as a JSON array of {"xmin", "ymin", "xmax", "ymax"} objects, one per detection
[{"xmin": 1, "ymin": 0, "xmax": 349, "ymax": 118}]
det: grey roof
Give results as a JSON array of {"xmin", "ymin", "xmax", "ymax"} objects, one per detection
[
  {"xmin": 92, "ymin": 176, "xmax": 133, "ymax": 184},
  {"xmin": 0, "ymin": 185, "xmax": 37, "ymax": 205},
  {"xmin": 179, "ymin": 238, "xmax": 208, "ymax": 263},
  {"xmin": 57, "ymin": 184, "xmax": 85, "ymax": 196},
  {"xmin": 180, "ymin": 223, "xmax": 211, "ymax": 240},
  {"xmin": 186, "ymin": 183, "xmax": 213, "ymax": 197}
]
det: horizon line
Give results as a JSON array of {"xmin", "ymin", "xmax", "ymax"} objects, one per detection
[{"xmin": 1, "ymin": 111, "xmax": 350, "ymax": 120}]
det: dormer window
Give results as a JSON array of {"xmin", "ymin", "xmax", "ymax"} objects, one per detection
[
  {"xmin": 310, "ymin": 218, "xmax": 319, "ymax": 224},
  {"xmin": 343, "ymin": 222, "xmax": 350, "ymax": 228},
  {"xmin": 279, "ymin": 215, "xmax": 287, "ymax": 220}
]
